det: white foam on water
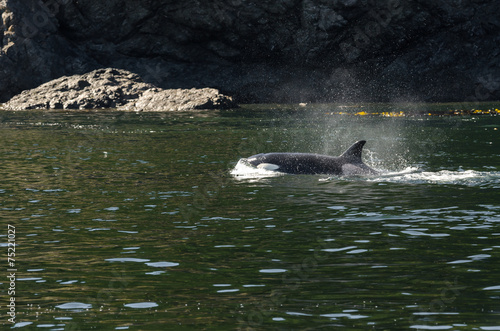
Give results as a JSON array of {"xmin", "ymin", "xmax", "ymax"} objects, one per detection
[
  {"xmin": 231, "ymin": 158, "xmax": 499, "ymax": 188},
  {"xmin": 370, "ymin": 167, "xmax": 500, "ymax": 187}
]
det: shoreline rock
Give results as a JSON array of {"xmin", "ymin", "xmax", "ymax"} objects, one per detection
[{"xmin": 3, "ymin": 68, "xmax": 237, "ymax": 111}]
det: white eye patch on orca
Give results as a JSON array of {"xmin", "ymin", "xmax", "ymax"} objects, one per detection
[{"xmin": 256, "ymin": 163, "xmax": 280, "ymax": 171}]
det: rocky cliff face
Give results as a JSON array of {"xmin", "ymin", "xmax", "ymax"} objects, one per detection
[{"xmin": 1, "ymin": 0, "xmax": 499, "ymax": 103}]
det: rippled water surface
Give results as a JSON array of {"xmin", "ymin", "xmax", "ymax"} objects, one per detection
[{"xmin": 1, "ymin": 105, "xmax": 499, "ymax": 330}]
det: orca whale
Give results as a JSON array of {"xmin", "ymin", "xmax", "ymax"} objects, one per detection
[{"xmin": 245, "ymin": 140, "xmax": 378, "ymax": 176}]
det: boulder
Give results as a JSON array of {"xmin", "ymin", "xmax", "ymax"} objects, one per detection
[{"xmin": 3, "ymin": 68, "xmax": 237, "ymax": 111}]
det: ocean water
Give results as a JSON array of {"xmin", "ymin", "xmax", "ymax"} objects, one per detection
[{"xmin": 0, "ymin": 105, "xmax": 499, "ymax": 330}]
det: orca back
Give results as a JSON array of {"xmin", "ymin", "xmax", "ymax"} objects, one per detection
[{"xmin": 245, "ymin": 140, "xmax": 377, "ymax": 176}]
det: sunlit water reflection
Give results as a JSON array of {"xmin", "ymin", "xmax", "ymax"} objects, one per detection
[{"xmin": 0, "ymin": 107, "xmax": 499, "ymax": 330}]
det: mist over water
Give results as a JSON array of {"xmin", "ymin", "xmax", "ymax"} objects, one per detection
[{"xmin": 233, "ymin": 104, "xmax": 492, "ymax": 182}]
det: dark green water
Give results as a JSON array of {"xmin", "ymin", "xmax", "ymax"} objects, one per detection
[{"xmin": 1, "ymin": 105, "xmax": 499, "ymax": 330}]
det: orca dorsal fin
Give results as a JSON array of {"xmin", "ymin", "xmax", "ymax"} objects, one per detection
[{"xmin": 339, "ymin": 140, "xmax": 366, "ymax": 163}]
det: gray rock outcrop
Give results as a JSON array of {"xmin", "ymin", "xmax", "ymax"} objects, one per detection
[
  {"xmin": 124, "ymin": 88, "xmax": 238, "ymax": 112},
  {"xmin": 1, "ymin": 0, "xmax": 499, "ymax": 104},
  {"xmin": 3, "ymin": 68, "xmax": 236, "ymax": 111}
]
